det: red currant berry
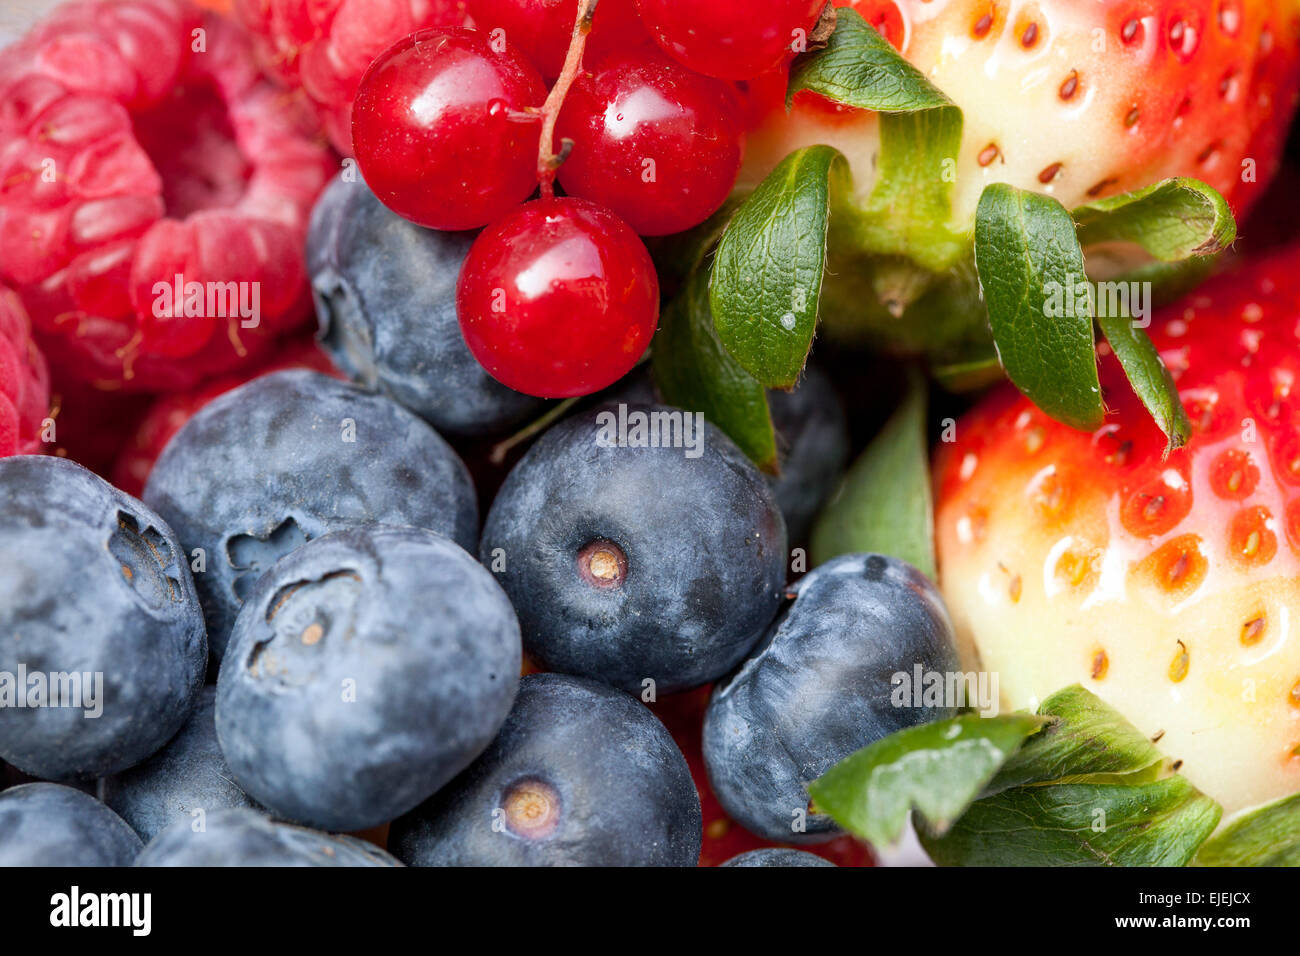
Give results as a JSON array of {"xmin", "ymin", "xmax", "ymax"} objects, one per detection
[
  {"xmin": 352, "ymin": 28, "xmax": 546, "ymax": 230},
  {"xmin": 556, "ymin": 50, "xmax": 743, "ymax": 235},
  {"xmin": 457, "ymin": 197, "xmax": 659, "ymax": 398},
  {"xmin": 474, "ymin": 0, "xmax": 651, "ymax": 80},
  {"xmin": 635, "ymin": 0, "xmax": 827, "ymax": 80}
]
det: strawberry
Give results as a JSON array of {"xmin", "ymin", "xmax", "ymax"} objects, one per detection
[
  {"xmin": 745, "ymin": 0, "xmax": 1300, "ymax": 224},
  {"xmin": 934, "ymin": 243, "xmax": 1300, "ymax": 815},
  {"xmin": 736, "ymin": 0, "xmax": 1300, "ymax": 354}
]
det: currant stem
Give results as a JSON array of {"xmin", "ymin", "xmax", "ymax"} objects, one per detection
[
  {"xmin": 489, "ymin": 397, "xmax": 581, "ymax": 465},
  {"xmin": 537, "ymin": 0, "xmax": 599, "ymax": 196}
]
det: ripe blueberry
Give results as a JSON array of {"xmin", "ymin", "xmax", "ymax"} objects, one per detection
[
  {"xmin": 703, "ymin": 554, "xmax": 962, "ymax": 842},
  {"xmin": 480, "ymin": 403, "xmax": 787, "ymax": 693},
  {"xmin": 390, "ymin": 673, "xmax": 702, "ymax": 866},
  {"xmin": 0, "ymin": 783, "xmax": 142, "ymax": 867},
  {"xmin": 0, "ymin": 456, "xmax": 206, "ymax": 780},
  {"xmin": 135, "ymin": 808, "xmax": 400, "ymax": 867},
  {"xmin": 143, "ymin": 369, "xmax": 478, "ymax": 660},
  {"xmin": 608, "ymin": 366, "xmax": 849, "ymax": 541},
  {"xmin": 215, "ymin": 527, "xmax": 521, "ymax": 832},
  {"xmin": 101, "ymin": 687, "xmax": 256, "ymax": 842},
  {"xmin": 307, "ymin": 173, "xmax": 546, "ymax": 437},
  {"xmin": 767, "ymin": 365, "xmax": 850, "ymax": 542}
]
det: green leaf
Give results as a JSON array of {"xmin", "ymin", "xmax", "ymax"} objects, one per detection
[
  {"xmin": 921, "ymin": 776, "xmax": 1223, "ymax": 867},
  {"xmin": 811, "ymin": 685, "xmax": 1225, "ymax": 866},
  {"xmin": 790, "ymin": 8, "xmax": 965, "ymax": 271},
  {"xmin": 986, "ymin": 685, "xmax": 1168, "ymax": 794},
  {"xmin": 974, "ymin": 183, "xmax": 1104, "ymax": 431},
  {"xmin": 787, "ymin": 7, "xmax": 953, "ymax": 112},
  {"xmin": 810, "ymin": 369, "xmax": 934, "ymax": 576},
  {"xmin": 709, "ymin": 145, "xmax": 843, "ymax": 388},
  {"xmin": 1097, "ymin": 311, "xmax": 1191, "ymax": 452},
  {"xmin": 920, "ymin": 687, "xmax": 1222, "ymax": 866},
  {"xmin": 807, "ymin": 713, "xmax": 1050, "ymax": 848},
  {"xmin": 652, "ymin": 270, "xmax": 778, "ymax": 472},
  {"xmin": 1072, "ymin": 178, "xmax": 1237, "ymax": 261},
  {"xmin": 1193, "ymin": 793, "xmax": 1300, "ymax": 866}
]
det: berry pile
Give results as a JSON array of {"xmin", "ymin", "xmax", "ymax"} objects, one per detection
[
  {"xmin": 3, "ymin": 0, "xmax": 1300, "ymax": 873},
  {"xmin": 344, "ymin": 0, "xmax": 753, "ymax": 396}
]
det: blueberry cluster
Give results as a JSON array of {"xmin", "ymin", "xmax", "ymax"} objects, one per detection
[{"xmin": 0, "ymin": 178, "xmax": 959, "ymax": 868}]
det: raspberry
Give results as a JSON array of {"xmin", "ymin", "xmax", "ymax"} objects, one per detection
[
  {"xmin": 0, "ymin": 286, "xmax": 51, "ymax": 457},
  {"xmin": 232, "ymin": 0, "xmax": 475, "ymax": 154},
  {"xmin": 111, "ymin": 336, "xmax": 339, "ymax": 496},
  {"xmin": 0, "ymin": 0, "xmax": 335, "ymax": 392}
]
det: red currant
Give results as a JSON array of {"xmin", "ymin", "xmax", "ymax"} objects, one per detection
[
  {"xmin": 555, "ymin": 50, "xmax": 743, "ymax": 235},
  {"xmin": 473, "ymin": 0, "xmax": 651, "ymax": 80},
  {"xmin": 352, "ymin": 28, "xmax": 546, "ymax": 230},
  {"xmin": 635, "ymin": 0, "xmax": 827, "ymax": 80},
  {"xmin": 457, "ymin": 197, "xmax": 659, "ymax": 398}
]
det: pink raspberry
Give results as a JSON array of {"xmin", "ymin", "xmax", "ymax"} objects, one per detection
[
  {"xmin": 0, "ymin": 286, "xmax": 51, "ymax": 457},
  {"xmin": 232, "ymin": 0, "xmax": 475, "ymax": 154},
  {"xmin": 0, "ymin": 0, "xmax": 336, "ymax": 392}
]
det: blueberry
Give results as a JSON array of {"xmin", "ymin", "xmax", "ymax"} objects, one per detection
[
  {"xmin": 0, "ymin": 783, "xmax": 142, "ymax": 866},
  {"xmin": 308, "ymin": 173, "xmax": 545, "ymax": 437},
  {"xmin": 720, "ymin": 848, "xmax": 836, "ymax": 867},
  {"xmin": 480, "ymin": 403, "xmax": 787, "ymax": 693},
  {"xmin": 101, "ymin": 687, "xmax": 256, "ymax": 842},
  {"xmin": 607, "ymin": 366, "xmax": 848, "ymax": 542},
  {"xmin": 143, "ymin": 369, "xmax": 478, "ymax": 660},
  {"xmin": 703, "ymin": 554, "xmax": 961, "ymax": 843},
  {"xmin": 391, "ymin": 673, "xmax": 701, "ymax": 866},
  {"xmin": 134, "ymin": 808, "xmax": 400, "ymax": 867},
  {"xmin": 0, "ymin": 456, "xmax": 206, "ymax": 779},
  {"xmin": 766, "ymin": 365, "xmax": 849, "ymax": 542},
  {"xmin": 215, "ymin": 526, "xmax": 521, "ymax": 832}
]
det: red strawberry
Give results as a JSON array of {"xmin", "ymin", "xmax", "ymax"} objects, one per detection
[
  {"xmin": 0, "ymin": 0, "xmax": 335, "ymax": 392},
  {"xmin": 0, "ymin": 286, "xmax": 51, "ymax": 457},
  {"xmin": 231, "ymin": 0, "xmax": 477, "ymax": 153},
  {"xmin": 743, "ymin": 0, "xmax": 1300, "ymax": 222},
  {"xmin": 110, "ymin": 335, "xmax": 339, "ymax": 496},
  {"xmin": 935, "ymin": 243, "xmax": 1300, "ymax": 815}
]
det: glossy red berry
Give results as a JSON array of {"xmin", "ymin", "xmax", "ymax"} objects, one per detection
[
  {"xmin": 473, "ymin": 0, "xmax": 651, "ymax": 80},
  {"xmin": 556, "ymin": 50, "xmax": 744, "ymax": 235},
  {"xmin": 352, "ymin": 28, "xmax": 546, "ymax": 230},
  {"xmin": 636, "ymin": 0, "xmax": 827, "ymax": 80},
  {"xmin": 457, "ymin": 197, "xmax": 659, "ymax": 398}
]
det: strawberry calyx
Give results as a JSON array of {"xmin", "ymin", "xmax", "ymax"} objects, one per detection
[{"xmin": 661, "ymin": 3, "xmax": 1299, "ymax": 473}]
